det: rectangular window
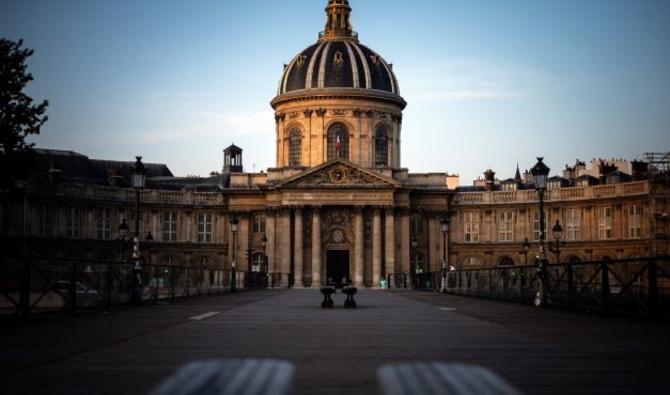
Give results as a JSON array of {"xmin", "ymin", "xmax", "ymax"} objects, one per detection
[
  {"xmin": 628, "ymin": 205, "xmax": 641, "ymax": 238},
  {"xmin": 162, "ymin": 212, "xmax": 178, "ymax": 242},
  {"xmin": 464, "ymin": 212, "xmax": 479, "ymax": 243},
  {"xmin": 38, "ymin": 205, "xmax": 53, "ymax": 237},
  {"xmin": 253, "ymin": 215, "xmax": 266, "ymax": 234},
  {"xmin": 498, "ymin": 211, "xmax": 514, "ymax": 242},
  {"xmin": 197, "ymin": 213, "xmax": 213, "ymax": 243},
  {"xmin": 96, "ymin": 209, "xmax": 112, "ymax": 240},
  {"xmin": 411, "ymin": 215, "xmax": 424, "ymax": 236},
  {"xmin": 533, "ymin": 210, "xmax": 549, "ymax": 242},
  {"xmin": 598, "ymin": 207, "xmax": 613, "ymax": 240},
  {"xmin": 66, "ymin": 207, "xmax": 82, "ymax": 238},
  {"xmin": 565, "ymin": 208, "xmax": 581, "ymax": 241}
]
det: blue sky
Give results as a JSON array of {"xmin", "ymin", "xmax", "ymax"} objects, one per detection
[{"xmin": 1, "ymin": 0, "xmax": 669, "ymax": 184}]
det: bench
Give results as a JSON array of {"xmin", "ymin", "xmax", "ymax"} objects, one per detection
[
  {"xmin": 343, "ymin": 286, "xmax": 357, "ymax": 308},
  {"xmin": 378, "ymin": 362, "xmax": 524, "ymax": 395},
  {"xmin": 320, "ymin": 286, "xmax": 335, "ymax": 308},
  {"xmin": 147, "ymin": 359, "xmax": 295, "ymax": 395}
]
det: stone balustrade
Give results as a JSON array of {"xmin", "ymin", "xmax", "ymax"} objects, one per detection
[
  {"xmin": 456, "ymin": 181, "xmax": 649, "ymax": 205},
  {"xmin": 58, "ymin": 185, "xmax": 225, "ymax": 206}
]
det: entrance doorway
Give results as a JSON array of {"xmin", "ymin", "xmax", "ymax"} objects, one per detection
[{"xmin": 326, "ymin": 250, "xmax": 350, "ymax": 287}]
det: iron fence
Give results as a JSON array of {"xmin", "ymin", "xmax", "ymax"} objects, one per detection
[
  {"xmin": 0, "ymin": 254, "xmax": 248, "ymax": 316},
  {"xmin": 388, "ymin": 272, "xmax": 442, "ymax": 291},
  {"xmin": 443, "ymin": 256, "xmax": 670, "ymax": 317}
]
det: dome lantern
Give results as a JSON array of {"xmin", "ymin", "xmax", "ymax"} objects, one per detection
[{"xmin": 322, "ymin": 0, "xmax": 354, "ymax": 41}]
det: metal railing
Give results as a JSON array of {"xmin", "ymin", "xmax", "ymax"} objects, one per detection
[
  {"xmin": 388, "ymin": 272, "xmax": 442, "ymax": 291},
  {"xmin": 442, "ymin": 256, "xmax": 670, "ymax": 317},
  {"xmin": 0, "ymin": 255, "xmax": 258, "ymax": 317}
]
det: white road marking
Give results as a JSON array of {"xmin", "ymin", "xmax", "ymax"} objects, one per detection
[
  {"xmin": 189, "ymin": 311, "xmax": 221, "ymax": 321},
  {"xmin": 438, "ymin": 307, "xmax": 457, "ymax": 312}
]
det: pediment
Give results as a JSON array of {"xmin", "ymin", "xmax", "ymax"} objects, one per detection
[{"xmin": 278, "ymin": 160, "xmax": 400, "ymax": 189}]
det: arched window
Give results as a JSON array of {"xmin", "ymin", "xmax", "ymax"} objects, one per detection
[
  {"xmin": 498, "ymin": 257, "xmax": 515, "ymax": 266},
  {"xmin": 288, "ymin": 128, "xmax": 301, "ymax": 166},
  {"xmin": 462, "ymin": 256, "xmax": 482, "ymax": 267},
  {"xmin": 374, "ymin": 126, "xmax": 388, "ymax": 167},
  {"xmin": 327, "ymin": 123, "xmax": 349, "ymax": 160}
]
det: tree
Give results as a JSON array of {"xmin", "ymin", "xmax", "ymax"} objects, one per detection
[{"xmin": 0, "ymin": 38, "xmax": 49, "ymax": 189}]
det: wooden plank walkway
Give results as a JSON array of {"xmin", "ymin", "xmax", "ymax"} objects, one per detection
[{"xmin": 0, "ymin": 289, "xmax": 668, "ymax": 395}]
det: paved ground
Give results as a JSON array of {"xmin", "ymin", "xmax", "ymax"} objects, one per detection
[{"xmin": 1, "ymin": 289, "xmax": 668, "ymax": 395}]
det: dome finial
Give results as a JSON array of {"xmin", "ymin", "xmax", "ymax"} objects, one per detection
[{"xmin": 322, "ymin": 0, "xmax": 353, "ymax": 40}]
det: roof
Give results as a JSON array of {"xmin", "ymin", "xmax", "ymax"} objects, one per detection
[{"xmin": 277, "ymin": 39, "xmax": 400, "ymax": 96}]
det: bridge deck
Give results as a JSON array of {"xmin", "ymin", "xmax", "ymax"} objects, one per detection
[{"xmin": 0, "ymin": 289, "xmax": 667, "ymax": 395}]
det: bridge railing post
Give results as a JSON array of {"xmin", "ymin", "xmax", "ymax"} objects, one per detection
[
  {"xmin": 70, "ymin": 259, "xmax": 78, "ymax": 312},
  {"xmin": 567, "ymin": 263, "xmax": 575, "ymax": 308},
  {"xmin": 648, "ymin": 257, "xmax": 659, "ymax": 316},
  {"xmin": 601, "ymin": 260, "xmax": 610, "ymax": 312},
  {"xmin": 19, "ymin": 256, "xmax": 31, "ymax": 317}
]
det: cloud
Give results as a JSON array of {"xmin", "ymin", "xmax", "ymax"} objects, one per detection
[{"xmin": 399, "ymin": 57, "xmax": 554, "ymax": 102}]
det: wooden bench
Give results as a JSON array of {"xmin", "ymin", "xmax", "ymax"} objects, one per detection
[
  {"xmin": 147, "ymin": 359, "xmax": 295, "ymax": 395},
  {"xmin": 378, "ymin": 362, "xmax": 524, "ymax": 395},
  {"xmin": 320, "ymin": 286, "xmax": 335, "ymax": 308}
]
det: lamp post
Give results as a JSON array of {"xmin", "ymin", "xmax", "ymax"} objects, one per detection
[
  {"xmin": 230, "ymin": 216, "xmax": 239, "ymax": 293},
  {"xmin": 440, "ymin": 214, "xmax": 450, "ymax": 293},
  {"xmin": 551, "ymin": 220, "xmax": 563, "ymax": 265},
  {"xmin": 531, "ymin": 157, "xmax": 550, "ymax": 307},
  {"xmin": 411, "ymin": 237, "xmax": 419, "ymax": 288},
  {"xmin": 118, "ymin": 219, "xmax": 130, "ymax": 260},
  {"xmin": 130, "ymin": 157, "xmax": 147, "ymax": 305},
  {"xmin": 261, "ymin": 233, "xmax": 268, "ymax": 289},
  {"xmin": 521, "ymin": 237, "xmax": 530, "ymax": 265}
]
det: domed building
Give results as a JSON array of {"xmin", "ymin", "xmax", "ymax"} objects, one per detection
[
  {"xmin": 272, "ymin": 0, "xmax": 405, "ymax": 169},
  {"xmin": 1, "ymin": 0, "xmax": 663, "ymax": 303}
]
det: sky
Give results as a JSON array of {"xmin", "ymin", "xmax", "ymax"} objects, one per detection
[{"xmin": 1, "ymin": 0, "xmax": 669, "ymax": 184}]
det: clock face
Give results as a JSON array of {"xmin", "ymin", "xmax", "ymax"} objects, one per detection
[
  {"xmin": 329, "ymin": 168, "xmax": 346, "ymax": 183},
  {"xmin": 332, "ymin": 229, "xmax": 344, "ymax": 243}
]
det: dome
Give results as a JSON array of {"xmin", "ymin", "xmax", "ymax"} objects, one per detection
[
  {"xmin": 277, "ymin": 40, "xmax": 399, "ymax": 96},
  {"xmin": 274, "ymin": 0, "xmax": 401, "ymax": 100}
]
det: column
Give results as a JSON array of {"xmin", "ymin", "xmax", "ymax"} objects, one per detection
[
  {"xmin": 279, "ymin": 209, "xmax": 291, "ymax": 287},
  {"xmin": 239, "ymin": 215, "xmax": 250, "ymax": 272},
  {"xmin": 372, "ymin": 208, "xmax": 382, "ymax": 287},
  {"xmin": 385, "ymin": 208, "xmax": 395, "ymax": 278},
  {"xmin": 294, "ymin": 208, "xmax": 304, "ymax": 287},
  {"xmin": 400, "ymin": 210, "xmax": 410, "ymax": 274},
  {"xmin": 354, "ymin": 208, "xmax": 364, "ymax": 287},
  {"xmin": 427, "ymin": 216, "xmax": 437, "ymax": 271},
  {"xmin": 311, "ymin": 207, "xmax": 322, "ymax": 286},
  {"xmin": 267, "ymin": 212, "xmax": 276, "ymax": 280}
]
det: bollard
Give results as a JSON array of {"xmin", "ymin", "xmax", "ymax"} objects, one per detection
[{"xmin": 320, "ymin": 287, "xmax": 335, "ymax": 308}]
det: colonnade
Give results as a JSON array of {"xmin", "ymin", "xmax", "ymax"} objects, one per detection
[{"xmin": 263, "ymin": 206, "xmax": 401, "ymax": 288}]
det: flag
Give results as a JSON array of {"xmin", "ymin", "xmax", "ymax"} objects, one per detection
[{"xmin": 336, "ymin": 133, "xmax": 341, "ymax": 156}]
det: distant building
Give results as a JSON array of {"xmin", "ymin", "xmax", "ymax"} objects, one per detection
[{"xmin": 1, "ymin": 1, "xmax": 668, "ymax": 288}]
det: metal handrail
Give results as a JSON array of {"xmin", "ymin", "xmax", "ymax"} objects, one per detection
[{"xmin": 0, "ymin": 254, "xmax": 259, "ymax": 317}]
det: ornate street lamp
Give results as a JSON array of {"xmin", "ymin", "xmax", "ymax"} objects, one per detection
[
  {"xmin": 440, "ymin": 214, "xmax": 450, "ymax": 293},
  {"xmin": 551, "ymin": 220, "xmax": 563, "ymax": 264},
  {"xmin": 521, "ymin": 237, "xmax": 531, "ymax": 266},
  {"xmin": 261, "ymin": 233, "xmax": 268, "ymax": 289},
  {"xmin": 118, "ymin": 218, "xmax": 129, "ymax": 260},
  {"xmin": 229, "ymin": 216, "xmax": 239, "ymax": 293},
  {"xmin": 130, "ymin": 157, "xmax": 147, "ymax": 305},
  {"xmin": 531, "ymin": 157, "xmax": 550, "ymax": 307}
]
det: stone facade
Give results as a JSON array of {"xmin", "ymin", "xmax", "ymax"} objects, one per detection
[{"xmin": 1, "ymin": 0, "xmax": 667, "ymax": 288}]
